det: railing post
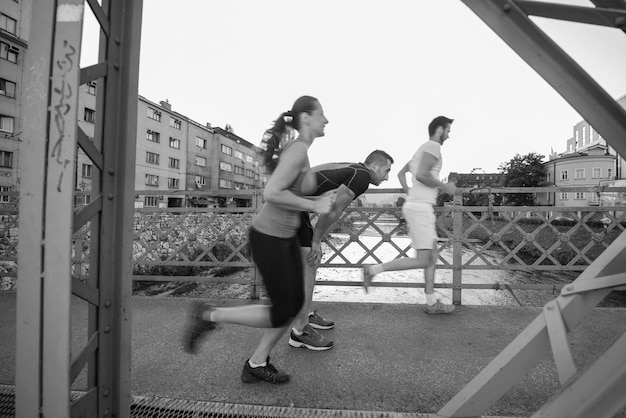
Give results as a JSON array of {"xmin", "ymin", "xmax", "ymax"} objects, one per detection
[
  {"xmin": 452, "ymin": 193, "xmax": 463, "ymax": 305},
  {"xmin": 249, "ymin": 190, "xmax": 264, "ymax": 299}
]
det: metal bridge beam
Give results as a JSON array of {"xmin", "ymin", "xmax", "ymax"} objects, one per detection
[
  {"xmin": 460, "ymin": 0, "xmax": 626, "ymax": 158},
  {"xmin": 16, "ymin": 0, "xmax": 142, "ymax": 416},
  {"xmin": 438, "ymin": 1, "xmax": 626, "ymax": 416}
]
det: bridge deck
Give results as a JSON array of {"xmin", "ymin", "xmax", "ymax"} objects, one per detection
[{"xmin": 1, "ymin": 293, "xmax": 625, "ymax": 417}]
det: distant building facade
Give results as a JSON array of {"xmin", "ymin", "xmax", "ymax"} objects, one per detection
[
  {"xmin": 134, "ymin": 96, "xmax": 262, "ymax": 208},
  {"xmin": 0, "ymin": 0, "xmax": 30, "ymax": 202},
  {"xmin": 540, "ymin": 94, "xmax": 625, "ymax": 208},
  {"xmin": 447, "ymin": 172, "xmax": 504, "ymax": 189}
]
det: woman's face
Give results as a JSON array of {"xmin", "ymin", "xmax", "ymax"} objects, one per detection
[{"xmin": 307, "ymin": 102, "xmax": 329, "ymax": 138}]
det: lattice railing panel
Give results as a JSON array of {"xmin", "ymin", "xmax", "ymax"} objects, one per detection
[{"xmin": 132, "ymin": 210, "xmax": 254, "ymax": 268}]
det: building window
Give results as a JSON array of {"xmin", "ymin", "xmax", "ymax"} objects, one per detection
[
  {"xmin": 219, "ymin": 178, "xmax": 232, "ymax": 189},
  {"xmin": 608, "ymin": 168, "xmax": 613, "ymax": 179},
  {"xmin": 146, "ymin": 130, "xmax": 160, "ymax": 143},
  {"xmin": 0, "ymin": 115, "xmax": 14, "ymax": 133},
  {"xmin": 245, "ymin": 155, "xmax": 254, "ymax": 164},
  {"xmin": 145, "ymin": 196, "xmax": 158, "ymax": 207},
  {"xmin": 167, "ymin": 178, "xmax": 179, "ymax": 189},
  {"xmin": 0, "ymin": 42, "xmax": 18, "ymax": 64},
  {"xmin": 194, "ymin": 175, "xmax": 206, "ymax": 186},
  {"xmin": 0, "ymin": 78, "xmax": 16, "ymax": 98},
  {"xmin": 168, "ymin": 157, "xmax": 180, "ymax": 169},
  {"xmin": 219, "ymin": 161, "xmax": 232, "ymax": 172},
  {"xmin": 87, "ymin": 82, "xmax": 96, "ymax": 95},
  {"xmin": 169, "ymin": 137, "xmax": 180, "ymax": 149},
  {"xmin": 147, "ymin": 107, "xmax": 161, "ymax": 121},
  {"xmin": 169, "ymin": 117, "xmax": 181, "ymax": 130},
  {"xmin": 234, "ymin": 150, "xmax": 244, "ymax": 160},
  {"xmin": 221, "ymin": 144, "xmax": 232, "ymax": 156},
  {"xmin": 0, "ymin": 151, "xmax": 12, "ymax": 168},
  {"xmin": 560, "ymin": 170, "xmax": 568, "ymax": 181},
  {"xmin": 575, "ymin": 168, "xmax": 585, "ymax": 180},
  {"xmin": 195, "ymin": 156, "xmax": 207, "ymax": 167},
  {"xmin": 234, "ymin": 182, "xmax": 245, "ymax": 190},
  {"xmin": 575, "ymin": 192, "xmax": 585, "ymax": 200},
  {"xmin": 0, "ymin": 14, "xmax": 17, "ymax": 34},
  {"xmin": 592, "ymin": 167, "xmax": 602, "ymax": 179},
  {"xmin": 74, "ymin": 194, "xmax": 92, "ymax": 206},
  {"xmin": 84, "ymin": 108, "xmax": 95, "ymax": 123},
  {"xmin": 560, "ymin": 192, "xmax": 568, "ymax": 200},
  {"xmin": 246, "ymin": 169, "xmax": 255, "ymax": 178},
  {"xmin": 0, "ymin": 186, "xmax": 12, "ymax": 203},
  {"xmin": 574, "ymin": 131, "xmax": 579, "ymax": 149},
  {"xmin": 146, "ymin": 151, "xmax": 160, "ymax": 165},
  {"xmin": 591, "ymin": 193, "xmax": 599, "ymax": 203},
  {"xmin": 196, "ymin": 137, "xmax": 207, "ymax": 148},
  {"xmin": 145, "ymin": 174, "xmax": 159, "ymax": 186},
  {"xmin": 82, "ymin": 164, "xmax": 92, "ymax": 178},
  {"xmin": 234, "ymin": 166, "xmax": 245, "ymax": 175}
]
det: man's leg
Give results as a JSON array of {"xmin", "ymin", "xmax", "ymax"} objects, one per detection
[
  {"xmin": 362, "ymin": 250, "xmax": 431, "ymax": 292},
  {"xmin": 293, "ymin": 247, "xmax": 315, "ymax": 332},
  {"xmin": 289, "ymin": 247, "xmax": 334, "ymax": 350},
  {"xmin": 423, "ymin": 240, "xmax": 454, "ymax": 314}
]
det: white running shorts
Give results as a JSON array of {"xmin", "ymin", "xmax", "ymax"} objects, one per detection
[{"xmin": 402, "ymin": 202, "xmax": 436, "ymax": 250}]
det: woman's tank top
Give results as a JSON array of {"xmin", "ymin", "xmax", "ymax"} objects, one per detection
[{"xmin": 252, "ymin": 140, "xmax": 309, "ymax": 238}]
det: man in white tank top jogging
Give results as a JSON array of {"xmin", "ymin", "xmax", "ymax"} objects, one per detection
[{"xmin": 362, "ymin": 116, "xmax": 457, "ymax": 314}]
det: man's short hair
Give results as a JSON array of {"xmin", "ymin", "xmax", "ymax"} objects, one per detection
[
  {"xmin": 428, "ymin": 116, "xmax": 454, "ymax": 137},
  {"xmin": 364, "ymin": 150, "xmax": 394, "ymax": 166}
]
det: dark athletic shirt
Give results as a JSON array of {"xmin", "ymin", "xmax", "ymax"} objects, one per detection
[{"xmin": 309, "ymin": 163, "xmax": 372, "ymax": 199}]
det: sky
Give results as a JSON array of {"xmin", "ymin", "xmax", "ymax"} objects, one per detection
[{"xmin": 81, "ymin": 0, "xmax": 626, "ymax": 188}]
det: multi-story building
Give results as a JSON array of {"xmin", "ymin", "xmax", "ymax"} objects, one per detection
[
  {"xmin": 134, "ymin": 96, "xmax": 261, "ymax": 208},
  {"xmin": 541, "ymin": 144, "xmax": 616, "ymax": 208},
  {"xmin": 552, "ymin": 94, "xmax": 626, "ymax": 179},
  {"xmin": 540, "ymin": 94, "xmax": 625, "ymax": 209},
  {"xmin": 0, "ymin": 0, "xmax": 30, "ymax": 203},
  {"xmin": 74, "ymin": 82, "xmax": 97, "ymax": 206}
]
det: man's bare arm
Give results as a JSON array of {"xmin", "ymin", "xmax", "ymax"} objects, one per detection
[{"xmin": 312, "ymin": 184, "xmax": 356, "ymax": 243}]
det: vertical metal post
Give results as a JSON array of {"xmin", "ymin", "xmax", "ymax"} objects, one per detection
[
  {"xmin": 249, "ymin": 190, "xmax": 264, "ymax": 299},
  {"xmin": 451, "ymin": 193, "xmax": 463, "ymax": 305},
  {"xmin": 15, "ymin": 0, "xmax": 55, "ymax": 415},
  {"xmin": 97, "ymin": 0, "xmax": 143, "ymax": 414},
  {"xmin": 43, "ymin": 1, "xmax": 84, "ymax": 415}
]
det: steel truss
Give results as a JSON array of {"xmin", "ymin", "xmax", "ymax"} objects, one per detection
[
  {"xmin": 13, "ymin": 0, "xmax": 626, "ymax": 416},
  {"xmin": 16, "ymin": 0, "xmax": 142, "ymax": 416},
  {"xmin": 439, "ymin": 1, "xmax": 626, "ymax": 417}
]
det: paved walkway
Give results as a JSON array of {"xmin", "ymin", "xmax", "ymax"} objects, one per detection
[{"xmin": 1, "ymin": 292, "xmax": 626, "ymax": 417}]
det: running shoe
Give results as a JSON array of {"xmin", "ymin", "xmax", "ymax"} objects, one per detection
[
  {"xmin": 424, "ymin": 300, "xmax": 455, "ymax": 315},
  {"xmin": 308, "ymin": 310, "xmax": 334, "ymax": 330},
  {"xmin": 182, "ymin": 301, "xmax": 216, "ymax": 354},
  {"xmin": 241, "ymin": 357, "xmax": 290, "ymax": 384},
  {"xmin": 289, "ymin": 324, "xmax": 333, "ymax": 351}
]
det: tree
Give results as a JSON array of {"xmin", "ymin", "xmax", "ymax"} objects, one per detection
[{"xmin": 498, "ymin": 152, "xmax": 547, "ymax": 206}]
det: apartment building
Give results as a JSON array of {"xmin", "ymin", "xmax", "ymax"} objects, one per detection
[
  {"xmin": 74, "ymin": 82, "xmax": 97, "ymax": 205},
  {"xmin": 551, "ymin": 94, "xmax": 626, "ymax": 180},
  {"xmin": 0, "ymin": 0, "xmax": 30, "ymax": 202},
  {"xmin": 540, "ymin": 94, "xmax": 625, "ymax": 208},
  {"xmin": 135, "ymin": 96, "xmax": 261, "ymax": 208},
  {"xmin": 542, "ymin": 144, "xmax": 616, "ymax": 207}
]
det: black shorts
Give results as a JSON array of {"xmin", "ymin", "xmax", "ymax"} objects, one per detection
[
  {"xmin": 296, "ymin": 212, "xmax": 313, "ymax": 247},
  {"xmin": 249, "ymin": 227, "xmax": 305, "ymax": 327}
]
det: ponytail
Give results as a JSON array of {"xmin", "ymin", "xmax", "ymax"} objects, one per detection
[
  {"xmin": 258, "ymin": 96, "xmax": 319, "ymax": 173},
  {"xmin": 259, "ymin": 111, "xmax": 296, "ymax": 173}
]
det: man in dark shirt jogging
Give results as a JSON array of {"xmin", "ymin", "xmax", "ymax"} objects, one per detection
[{"xmin": 288, "ymin": 150, "xmax": 394, "ymax": 350}]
